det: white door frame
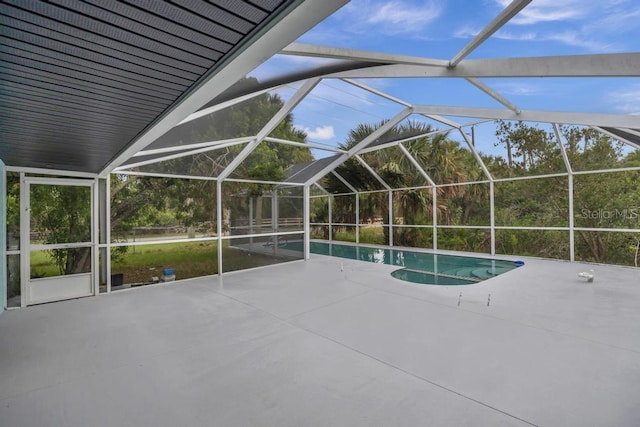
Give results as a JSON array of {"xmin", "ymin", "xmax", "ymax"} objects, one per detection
[{"xmin": 20, "ymin": 177, "xmax": 98, "ymax": 306}]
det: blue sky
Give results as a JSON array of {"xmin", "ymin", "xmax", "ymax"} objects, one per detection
[{"xmin": 247, "ymin": 0, "xmax": 640, "ymax": 157}]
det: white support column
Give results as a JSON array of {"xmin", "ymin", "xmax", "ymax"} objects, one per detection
[
  {"xmin": 92, "ymin": 179, "xmax": 99, "ymax": 296},
  {"xmin": 0, "ymin": 161, "xmax": 4, "ymax": 311},
  {"xmin": 355, "ymin": 194, "xmax": 360, "ymax": 244},
  {"xmin": 388, "ymin": 190, "xmax": 394, "ymax": 247},
  {"xmin": 567, "ymin": 174, "xmax": 575, "ymax": 262},
  {"xmin": 19, "ymin": 172, "xmax": 27, "ymax": 307},
  {"xmin": 432, "ymin": 186, "xmax": 438, "ymax": 250},
  {"xmin": 490, "ymin": 181, "xmax": 496, "ymax": 256},
  {"xmin": 98, "ymin": 178, "xmax": 107, "ymax": 291},
  {"xmin": 105, "ymin": 175, "xmax": 111, "ymax": 293},
  {"xmin": 303, "ymin": 185, "xmax": 310, "ymax": 260},
  {"xmin": 554, "ymin": 123, "xmax": 575, "ymax": 261},
  {"xmin": 272, "ymin": 189, "xmax": 278, "ymax": 247},
  {"xmin": 328, "ymin": 195, "xmax": 333, "ymax": 241},
  {"xmin": 216, "ymin": 180, "xmax": 223, "ymax": 277},
  {"xmin": 249, "ymin": 196, "xmax": 254, "ymax": 247}
]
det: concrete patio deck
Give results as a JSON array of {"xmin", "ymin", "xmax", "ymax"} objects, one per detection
[{"xmin": 1, "ymin": 254, "xmax": 639, "ymax": 426}]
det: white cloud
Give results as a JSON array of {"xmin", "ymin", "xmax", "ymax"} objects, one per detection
[
  {"xmin": 608, "ymin": 85, "xmax": 640, "ymax": 114},
  {"xmin": 341, "ymin": 0, "xmax": 441, "ymax": 37},
  {"xmin": 487, "ymin": 29, "xmax": 613, "ymax": 51},
  {"xmin": 367, "ymin": 1, "xmax": 440, "ymax": 27},
  {"xmin": 544, "ymin": 31, "xmax": 613, "ymax": 52},
  {"xmin": 452, "ymin": 27, "xmax": 609, "ymax": 52},
  {"xmin": 491, "ymin": 82, "xmax": 541, "ymax": 96},
  {"xmin": 481, "ymin": 0, "xmax": 634, "ymax": 52},
  {"xmin": 491, "ymin": 30, "xmax": 537, "ymax": 42},
  {"xmin": 495, "ymin": 0, "xmax": 591, "ymax": 25},
  {"xmin": 453, "ymin": 25, "xmax": 480, "ymax": 39},
  {"xmin": 296, "ymin": 125, "xmax": 336, "ymax": 140},
  {"xmin": 580, "ymin": 4, "xmax": 640, "ymax": 37}
]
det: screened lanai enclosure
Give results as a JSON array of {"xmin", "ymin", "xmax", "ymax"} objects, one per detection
[
  {"xmin": 2, "ymin": 0, "xmax": 640, "ymax": 309},
  {"xmin": 4, "ymin": 2, "xmax": 640, "ymax": 426}
]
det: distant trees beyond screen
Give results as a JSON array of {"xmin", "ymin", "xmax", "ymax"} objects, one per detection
[{"xmin": 318, "ymin": 120, "xmax": 640, "ymax": 265}]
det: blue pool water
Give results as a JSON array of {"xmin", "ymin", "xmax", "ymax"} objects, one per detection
[{"xmin": 285, "ymin": 241, "xmax": 522, "ymax": 286}]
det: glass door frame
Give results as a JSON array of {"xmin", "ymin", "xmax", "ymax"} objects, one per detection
[{"xmin": 20, "ymin": 177, "xmax": 98, "ymax": 306}]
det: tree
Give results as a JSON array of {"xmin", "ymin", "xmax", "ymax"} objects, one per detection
[
  {"xmin": 323, "ymin": 119, "xmax": 490, "ymax": 248},
  {"xmin": 30, "ymin": 184, "xmax": 92, "ymax": 275},
  {"xmin": 495, "ymin": 120, "xmax": 563, "ymax": 176},
  {"xmin": 134, "ymin": 77, "xmax": 312, "ymax": 233}
]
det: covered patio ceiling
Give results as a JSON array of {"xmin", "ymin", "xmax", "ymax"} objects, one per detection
[{"xmin": 0, "ymin": 0, "xmax": 349, "ymax": 173}]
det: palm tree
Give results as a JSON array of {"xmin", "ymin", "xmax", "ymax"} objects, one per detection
[{"xmin": 323, "ymin": 119, "xmax": 494, "ymax": 246}]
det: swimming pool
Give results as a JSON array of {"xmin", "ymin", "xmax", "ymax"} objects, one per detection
[{"xmin": 289, "ymin": 241, "xmax": 522, "ymax": 285}]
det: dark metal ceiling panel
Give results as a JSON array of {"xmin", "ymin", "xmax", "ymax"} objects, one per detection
[
  {"xmin": 1, "ymin": 3, "xmax": 206, "ymax": 73},
  {"xmin": 1, "ymin": 17, "xmax": 206, "ymax": 78},
  {"xmin": 0, "ymin": 41, "xmax": 190, "ymax": 93},
  {"xmin": 0, "ymin": 66, "xmax": 173, "ymax": 110},
  {"xmin": 0, "ymin": 74, "xmax": 164, "ymax": 115},
  {"xmin": 247, "ymin": 0, "xmax": 285, "ymax": 11},
  {"xmin": 0, "ymin": 0, "xmax": 290, "ymax": 172},
  {"xmin": 210, "ymin": 1, "xmax": 268, "ymax": 25},
  {"xmin": 0, "ymin": 89, "xmax": 156, "ymax": 124},
  {"xmin": 7, "ymin": 0, "xmax": 220, "ymax": 66},
  {"xmin": 285, "ymin": 155, "xmax": 341, "ymax": 184},
  {"xmin": 1, "ymin": 26, "xmax": 198, "ymax": 84},
  {"xmin": 0, "ymin": 83, "xmax": 160, "ymax": 123},
  {"xmin": 51, "ymin": 0, "xmax": 231, "ymax": 57},
  {"xmin": 601, "ymin": 127, "xmax": 640, "ymax": 148},
  {"xmin": 0, "ymin": 61, "xmax": 177, "ymax": 103},
  {"xmin": 173, "ymin": 0, "xmax": 263, "ymax": 28},
  {"xmin": 123, "ymin": 0, "xmax": 247, "ymax": 41}
]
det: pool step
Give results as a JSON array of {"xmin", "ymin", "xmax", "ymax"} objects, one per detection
[
  {"xmin": 402, "ymin": 268, "xmax": 482, "ymax": 282},
  {"xmin": 486, "ymin": 266, "xmax": 511, "ymax": 276},
  {"xmin": 453, "ymin": 267, "xmax": 477, "ymax": 278},
  {"xmin": 461, "ymin": 266, "xmax": 513, "ymax": 279},
  {"xmin": 453, "ymin": 267, "xmax": 495, "ymax": 279}
]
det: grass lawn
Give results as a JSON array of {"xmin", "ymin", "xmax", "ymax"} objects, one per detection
[
  {"xmin": 333, "ymin": 226, "xmax": 385, "ymax": 245},
  {"xmin": 30, "ymin": 240, "xmax": 298, "ymax": 285}
]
